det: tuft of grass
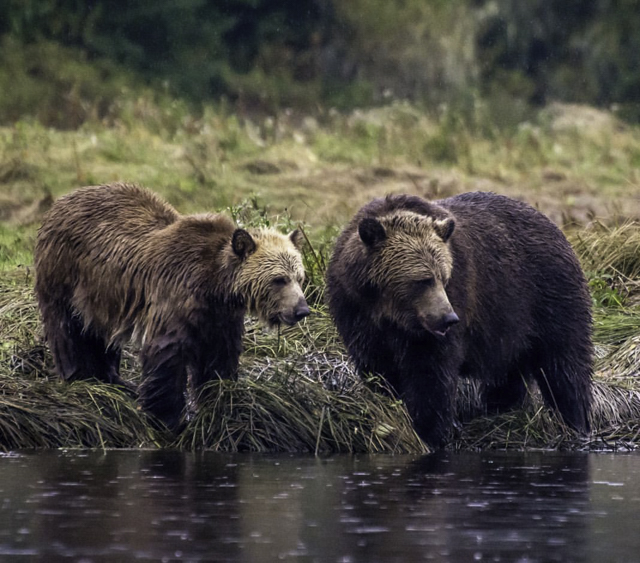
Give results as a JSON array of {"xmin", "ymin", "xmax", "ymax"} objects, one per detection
[
  {"xmin": 453, "ymin": 379, "xmax": 640, "ymax": 452},
  {"xmin": 593, "ymin": 311, "xmax": 640, "ymax": 347},
  {"xmin": 571, "ymin": 222, "xmax": 640, "ymax": 307},
  {"xmin": 0, "ymin": 376, "xmax": 160, "ymax": 450},
  {"xmin": 177, "ymin": 362, "xmax": 425, "ymax": 454}
]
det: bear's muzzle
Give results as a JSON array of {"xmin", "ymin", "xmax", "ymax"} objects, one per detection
[
  {"xmin": 279, "ymin": 296, "xmax": 310, "ymax": 326},
  {"xmin": 431, "ymin": 311, "xmax": 460, "ymax": 337}
]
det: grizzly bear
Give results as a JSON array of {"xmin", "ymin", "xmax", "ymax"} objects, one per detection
[
  {"xmin": 326, "ymin": 192, "xmax": 593, "ymax": 449},
  {"xmin": 34, "ymin": 183, "xmax": 309, "ymax": 429}
]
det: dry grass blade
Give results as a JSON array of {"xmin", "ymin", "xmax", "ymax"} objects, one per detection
[{"xmin": 597, "ymin": 334, "xmax": 640, "ymax": 381}]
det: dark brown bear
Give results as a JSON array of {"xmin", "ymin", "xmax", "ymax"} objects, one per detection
[
  {"xmin": 34, "ymin": 183, "xmax": 309, "ymax": 429},
  {"xmin": 326, "ymin": 192, "xmax": 593, "ymax": 449}
]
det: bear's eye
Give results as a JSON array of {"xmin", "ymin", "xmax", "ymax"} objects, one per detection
[
  {"xmin": 272, "ymin": 276, "xmax": 288, "ymax": 286},
  {"xmin": 416, "ymin": 277, "xmax": 435, "ymax": 288}
]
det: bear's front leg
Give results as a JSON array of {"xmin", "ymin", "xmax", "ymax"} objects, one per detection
[
  {"xmin": 187, "ymin": 313, "xmax": 244, "ymax": 394},
  {"xmin": 400, "ymin": 366, "xmax": 458, "ymax": 450},
  {"xmin": 139, "ymin": 332, "xmax": 188, "ymax": 431}
]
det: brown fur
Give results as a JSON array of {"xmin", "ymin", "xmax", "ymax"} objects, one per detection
[{"xmin": 34, "ymin": 183, "xmax": 309, "ymax": 429}]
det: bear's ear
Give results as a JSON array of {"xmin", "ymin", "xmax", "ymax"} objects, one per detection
[
  {"xmin": 358, "ymin": 217, "xmax": 386, "ymax": 247},
  {"xmin": 289, "ymin": 229, "xmax": 305, "ymax": 250},
  {"xmin": 232, "ymin": 229, "xmax": 257, "ymax": 259},
  {"xmin": 434, "ymin": 217, "xmax": 455, "ymax": 242}
]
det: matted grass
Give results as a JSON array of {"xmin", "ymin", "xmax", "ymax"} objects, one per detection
[
  {"xmin": 0, "ymin": 376, "xmax": 160, "ymax": 449},
  {"xmin": 178, "ymin": 358, "xmax": 425, "ymax": 454},
  {"xmin": 1, "ymin": 224, "xmax": 639, "ymax": 453}
]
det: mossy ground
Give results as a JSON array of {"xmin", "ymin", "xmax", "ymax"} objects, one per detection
[{"xmin": 1, "ymin": 97, "xmax": 639, "ymax": 453}]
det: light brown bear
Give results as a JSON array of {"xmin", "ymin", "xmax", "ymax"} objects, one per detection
[
  {"xmin": 327, "ymin": 192, "xmax": 593, "ymax": 449},
  {"xmin": 34, "ymin": 183, "xmax": 309, "ymax": 429}
]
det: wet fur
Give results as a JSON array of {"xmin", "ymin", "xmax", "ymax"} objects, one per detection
[
  {"xmin": 327, "ymin": 192, "xmax": 593, "ymax": 448},
  {"xmin": 35, "ymin": 183, "xmax": 306, "ymax": 429}
]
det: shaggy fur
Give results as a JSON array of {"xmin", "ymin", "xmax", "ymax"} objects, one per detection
[
  {"xmin": 34, "ymin": 183, "xmax": 309, "ymax": 429},
  {"xmin": 326, "ymin": 192, "xmax": 593, "ymax": 449}
]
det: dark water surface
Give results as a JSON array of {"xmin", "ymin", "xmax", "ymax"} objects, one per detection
[{"xmin": 0, "ymin": 450, "xmax": 639, "ymax": 562}]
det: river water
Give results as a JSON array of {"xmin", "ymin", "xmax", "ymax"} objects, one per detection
[{"xmin": 0, "ymin": 450, "xmax": 638, "ymax": 562}]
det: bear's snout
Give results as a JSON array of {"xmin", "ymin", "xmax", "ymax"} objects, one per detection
[
  {"xmin": 280, "ymin": 296, "xmax": 310, "ymax": 326},
  {"xmin": 420, "ymin": 307, "xmax": 459, "ymax": 337},
  {"xmin": 293, "ymin": 299, "xmax": 311, "ymax": 322},
  {"xmin": 415, "ymin": 285, "xmax": 458, "ymax": 337},
  {"xmin": 432, "ymin": 311, "xmax": 459, "ymax": 336}
]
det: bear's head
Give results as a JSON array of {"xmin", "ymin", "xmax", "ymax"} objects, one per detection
[
  {"xmin": 231, "ymin": 227, "xmax": 309, "ymax": 327},
  {"xmin": 358, "ymin": 210, "xmax": 459, "ymax": 337}
]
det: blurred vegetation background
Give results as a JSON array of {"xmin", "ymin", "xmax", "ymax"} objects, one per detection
[{"xmin": 1, "ymin": 0, "xmax": 640, "ymax": 126}]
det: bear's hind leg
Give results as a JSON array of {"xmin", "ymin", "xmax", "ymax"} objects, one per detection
[
  {"xmin": 41, "ymin": 302, "xmax": 122, "ymax": 384},
  {"xmin": 533, "ymin": 354, "xmax": 592, "ymax": 434},
  {"xmin": 41, "ymin": 305, "xmax": 84, "ymax": 380},
  {"xmin": 483, "ymin": 372, "xmax": 528, "ymax": 415}
]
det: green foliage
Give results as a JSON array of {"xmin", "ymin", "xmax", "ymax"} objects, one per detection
[
  {"xmin": 476, "ymin": 0, "xmax": 640, "ymax": 117},
  {"xmin": 0, "ymin": 0, "xmax": 331, "ymax": 108},
  {"xmin": 331, "ymin": 1, "xmax": 474, "ymax": 105},
  {"xmin": 0, "ymin": 225, "xmax": 35, "ymax": 270},
  {"xmin": 2, "ymin": 0, "xmax": 640, "ymax": 120},
  {"xmin": 0, "ymin": 36, "xmax": 138, "ymax": 127},
  {"xmin": 588, "ymin": 274, "xmax": 625, "ymax": 309}
]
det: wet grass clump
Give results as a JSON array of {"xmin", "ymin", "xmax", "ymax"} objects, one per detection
[
  {"xmin": 178, "ymin": 361, "xmax": 424, "ymax": 454},
  {"xmin": 0, "ymin": 376, "xmax": 159, "ymax": 449}
]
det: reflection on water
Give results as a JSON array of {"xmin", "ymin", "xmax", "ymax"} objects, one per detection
[{"xmin": 0, "ymin": 450, "xmax": 638, "ymax": 562}]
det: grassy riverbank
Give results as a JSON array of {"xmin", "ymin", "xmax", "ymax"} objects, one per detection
[{"xmin": 1, "ymin": 98, "xmax": 639, "ymax": 453}]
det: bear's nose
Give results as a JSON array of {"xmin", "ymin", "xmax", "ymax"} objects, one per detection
[
  {"xmin": 442, "ymin": 311, "xmax": 459, "ymax": 329},
  {"xmin": 294, "ymin": 304, "xmax": 311, "ymax": 322}
]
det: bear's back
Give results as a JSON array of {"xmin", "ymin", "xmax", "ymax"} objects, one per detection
[
  {"xmin": 36, "ymin": 183, "xmax": 181, "ymax": 278},
  {"xmin": 40, "ymin": 183, "xmax": 178, "ymax": 240},
  {"xmin": 438, "ymin": 191, "xmax": 582, "ymax": 282}
]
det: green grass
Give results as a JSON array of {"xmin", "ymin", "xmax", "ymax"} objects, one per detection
[{"xmin": 2, "ymin": 102, "xmax": 640, "ymax": 239}]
